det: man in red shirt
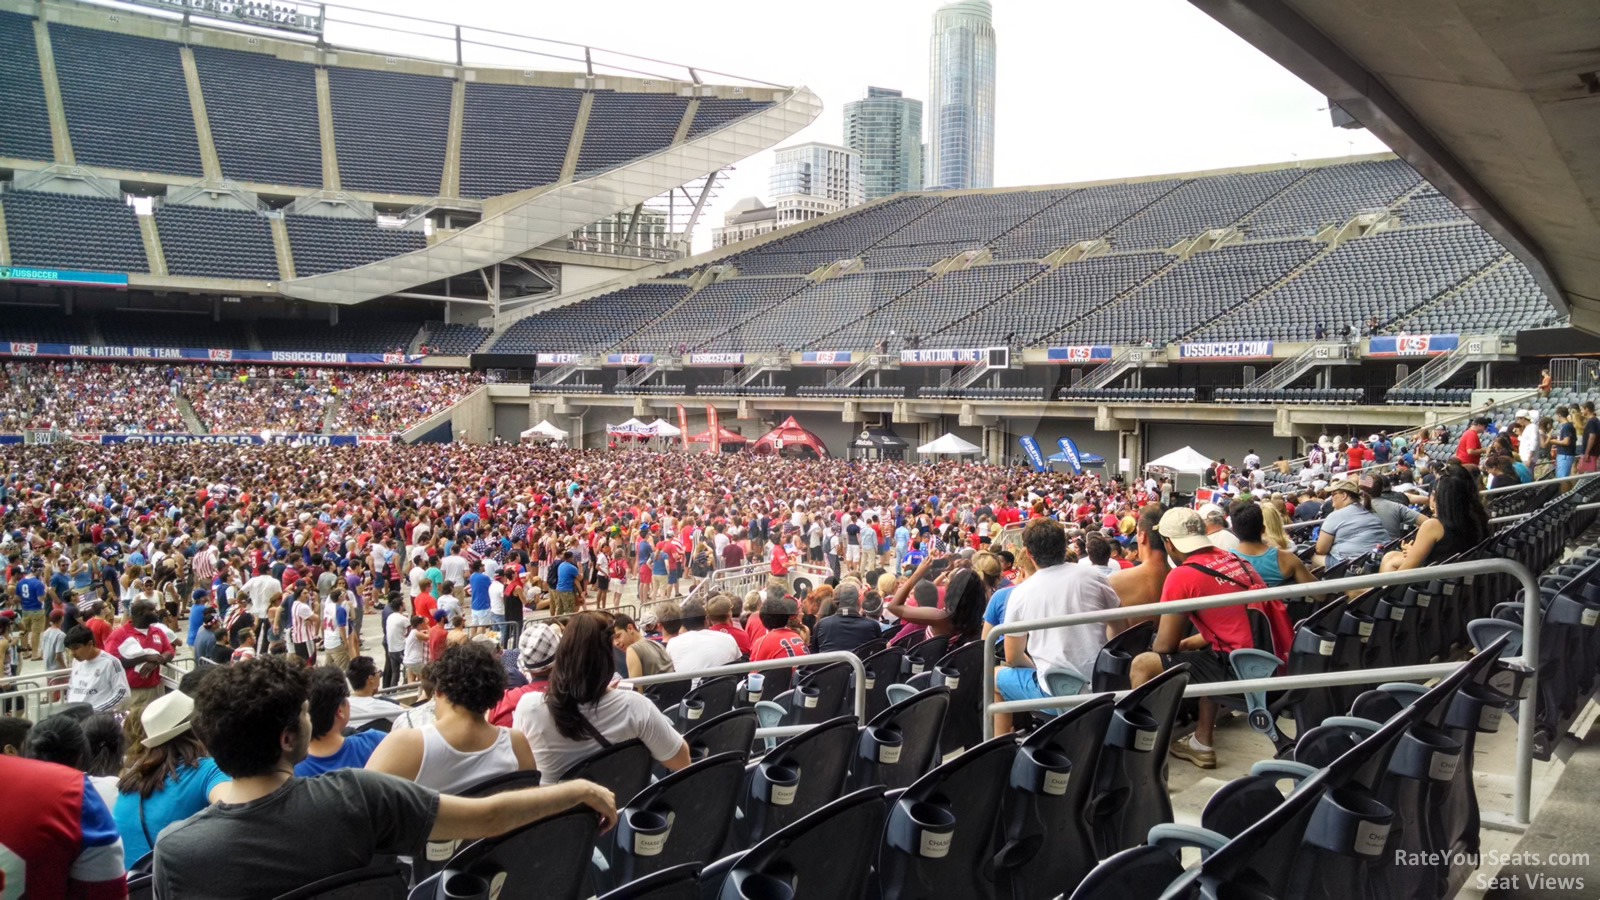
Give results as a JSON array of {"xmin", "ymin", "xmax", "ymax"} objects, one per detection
[
  {"xmin": 768, "ymin": 527, "xmax": 793, "ymax": 594},
  {"xmin": 1130, "ymin": 508, "xmax": 1281, "ymax": 771},
  {"xmin": 750, "ymin": 595, "xmax": 807, "ymax": 662},
  {"xmin": 705, "ymin": 595, "xmax": 752, "ymax": 655},
  {"xmin": 426, "ymin": 610, "xmax": 449, "ymax": 661},
  {"xmin": 1346, "ymin": 440, "xmax": 1368, "ymax": 470},
  {"xmin": 1456, "ymin": 417, "xmax": 1488, "ymax": 470},
  {"xmin": 108, "ymin": 597, "xmax": 175, "ymax": 706},
  {"xmin": 413, "ymin": 586, "xmax": 437, "ymax": 624}
]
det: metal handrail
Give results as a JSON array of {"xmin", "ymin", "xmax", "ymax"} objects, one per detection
[
  {"xmin": 981, "ymin": 557, "xmax": 1542, "ymax": 824},
  {"xmin": 621, "ymin": 650, "xmax": 868, "ymax": 727},
  {"xmin": 1481, "ymin": 470, "xmax": 1600, "ymax": 497},
  {"xmin": 0, "ymin": 668, "xmax": 71, "ymax": 688}
]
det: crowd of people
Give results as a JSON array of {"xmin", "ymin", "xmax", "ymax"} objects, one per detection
[
  {"xmin": 0, "ymin": 362, "xmax": 189, "ymax": 433},
  {"xmin": 0, "ymin": 362, "xmax": 484, "ymax": 437},
  {"xmin": 0, "ymin": 431, "xmax": 1530, "ymax": 894}
]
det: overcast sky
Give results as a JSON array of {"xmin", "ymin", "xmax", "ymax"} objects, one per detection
[{"xmin": 323, "ymin": 0, "xmax": 1391, "ymax": 251}]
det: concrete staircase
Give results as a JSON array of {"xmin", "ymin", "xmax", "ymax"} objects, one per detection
[{"xmin": 177, "ymin": 396, "xmax": 208, "ymax": 434}]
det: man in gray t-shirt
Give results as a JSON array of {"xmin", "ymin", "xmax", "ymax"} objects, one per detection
[{"xmin": 154, "ymin": 656, "xmax": 617, "ymax": 900}]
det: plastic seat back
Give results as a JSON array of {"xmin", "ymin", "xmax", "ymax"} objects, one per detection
[
  {"xmin": 679, "ymin": 676, "xmax": 742, "ymax": 730},
  {"xmin": 1087, "ymin": 664, "xmax": 1188, "ymax": 858},
  {"xmin": 1064, "ymin": 846, "xmax": 1184, "ymax": 900},
  {"xmin": 860, "ymin": 646, "xmax": 907, "ymax": 721},
  {"xmin": 441, "ymin": 807, "xmax": 600, "ymax": 900},
  {"xmin": 596, "ymin": 863, "xmax": 702, "ymax": 900},
  {"xmin": 614, "ymin": 753, "xmax": 747, "ymax": 885},
  {"xmin": 736, "ymin": 716, "xmax": 858, "ymax": 848},
  {"xmin": 718, "ymin": 788, "xmax": 888, "ymax": 900},
  {"xmin": 783, "ymin": 662, "xmax": 853, "ymax": 727},
  {"xmin": 877, "ymin": 734, "xmax": 1019, "ymax": 900},
  {"xmin": 854, "ymin": 685, "xmax": 950, "ymax": 791},
  {"xmin": 996, "ymin": 694, "xmax": 1116, "ymax": 900},
  {"xmin": 1091, "ymin": 622, "xmax": 1153, "ymax": 693},
  {"xmin": 901, "ymin": 634, "xmax": 952, "ymax": 679},
  {"xmin": 563, "ymin": 739, "xmax": 655, "ymax": 810},
  {"xmin": 932, "ymin": 640, "xmax": 985, "ymax": 754},
  {"xmin": 682, "ymin": 708, "xmax": 759, "ymax": 763}
]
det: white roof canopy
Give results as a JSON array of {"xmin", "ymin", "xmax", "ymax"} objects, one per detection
[
  {"xmin": 1145, "ymin": 445, "xmax": 1214, "ymax": 475},
  {"xmin": 647, "ymin": 418, "xmax": 681, "ymax": 437},
  {"xmin": 917, "ymin": 433, "xmax": 984, "ymax": 455},
  {"xmin": 520, "ymin": 420, "xmax": 568, "ymax": 440}
]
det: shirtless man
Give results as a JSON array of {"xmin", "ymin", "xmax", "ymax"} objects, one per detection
[{"xmin": 1108, "ymin": 505, "xmax": 1170, "ymax": 627}]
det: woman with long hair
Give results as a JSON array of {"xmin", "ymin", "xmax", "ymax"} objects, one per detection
[
  {"xmin": 112, "ymin": 692, "xmax": 230, "ymax": 866},
  {"xmin": 886, "ymin": 556, "xmax": 988, "ymax": 646},
  {"xmin": 512, "ymin": 611, "xmax": 689, "ymax": 781},
  {"xmin": 366, "ymin": 639, "xmax": 536, "ymax": 792},
  {"xmin": 1382, "ymin": 471, "xmax": 1492, "ymax": 572},
  {"xmin": 1258, "ymin": 503, "xmax": 1293, "ymax": 551}
]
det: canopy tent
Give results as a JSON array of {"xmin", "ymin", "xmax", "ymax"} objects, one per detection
[
  {"xmin": 606, "ymin": 418, "xmax": 651, "ymax": 436},
  {"xmin": 1048, "ymin": 449, "xmax": 1106, "ymax": 467},
  {"xmin": 690, "ymin": 426, "xmax": 749, "ymax": 445},
  {"xmin": 1144, "ymin": 445, "xmax": 1214, "ymax": 475},
  {"xmin": 851, "ymin": 427, "xmax": 910, "ymax": 460},
  {"xmin": 519, "ymin": 420, "xmax": 569, "ymax": 442},
  {"xmin": 647, "ymin": 418, "xmax": 681, "ymax": 437},
  {"xmin": 752, "ymin": 416, "xmax": 828, "ymax": 458},
  {"xmin": 917, "ymin": 433, "xmax": 984, "ymax": 455}
]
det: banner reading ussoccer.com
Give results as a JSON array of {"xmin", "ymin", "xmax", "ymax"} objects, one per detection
[
  {"xmin": 0, "ymin": 342, "xmax": 420, "ymax": 366},
  {"xmin": 1176, "ymin": 341, "xmax": 1275, "ymax": 360}
]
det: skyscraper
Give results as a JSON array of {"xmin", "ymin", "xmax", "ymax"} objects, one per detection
[
  {"xmin": 927, "ymin": 0, "xmax": 996, "ymax": 190},
  {"xmin": 769, "ymin": 142, "xmax": 863, "ymax": 226},
  {"xmin": 843, "ymin": 87, "xmax": 924, "ymax": 202}
]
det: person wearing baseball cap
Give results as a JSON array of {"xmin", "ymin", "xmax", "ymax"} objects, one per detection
[
  {"xmin": 1128, "ymin": 508, "xmax": 1289, "ymax": 770},
  {"xmin": 1311, "ymin": 478, "xmax": 1391, "ymax": 568}
]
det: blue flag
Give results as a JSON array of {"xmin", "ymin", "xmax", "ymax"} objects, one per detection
[
  {"xmin": 1056, "ymin": 437, "xmax": 1083, "ymax": 474},
  {"xmin": 1018, "ymin": 436, "xmax": 1046, "ymax": 472}
]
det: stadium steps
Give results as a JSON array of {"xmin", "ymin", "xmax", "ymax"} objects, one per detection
[
  {"xmin": 977, "ymin": 189, "xmax": 1084, "ymax": 258},
  {"xmin": 918, "ymin": 263, "xmax": 1058, "ymax": 345},
  {"xmin": 177, "ymin": 395, "xmax": 207, "ymax": 434},
  {"xmin": 795, "ymin": 272, "xmax": 940, "ymax": 350},
  {"xmin": 440, "ymin": 78, "xmax": 464, "ymax": 198},
  {"xmin": 1380, "ymin": 251, "xmax": 1516, "ymax": 333},
  {"xmin": 1036, "ymin": 255, "xmax": 1183, "ymax": 345},
  {"xmin": 178, "ymin": 47, "xmax": 224, "ymax": 181},
  {"xmin": 83, "ymin": 315, "xmax": 104, "ymax": 346},
  {"xmin": 270, "ymin": 216, "xmax": 296, "ymax": 280},
  {"xmin": 33, "ymin": 18, "xmax": 74, "ymax": 165},
  {"xmin": 245, "ymin": 324, "xmax": 263, "ymax": 351},
  {"xmin": 603, "ymin": 279, "xmax": 710, "ymax": 352},
  {"xmin": 407, "ymin": 325, "xmax": 428, "ymax": 355},
  {"xmin": 1171, "ymin": 239, "xmax": 1341, "ymax": 343},
  {"xmin": 321, "ymin": 396, "xmax": 341, "ymax": 433},
  {"xmin": 137, "ymin": 214, "xmax": 168, "ymax": 277},
  {"xmin": 854, "ymin": 196, "xmax": 955, "ymax": 254},
  {"xmin": 0, "ymin": 199, "xmax": 11, "ymax": 265},
  {"xmin": 672, "ymin": 98, "xmax": 700, "ymax": 145},
  {"xmin": 314, "ymin": 67, "xmax": 341, "ymax": 190},
  {"xmin": 559, "ymin": 92, "xmax": 595, "ymax": 184},
  {"xmin": 1225, "ymin": 166, "xmax": 1321, "ymax": 233}
]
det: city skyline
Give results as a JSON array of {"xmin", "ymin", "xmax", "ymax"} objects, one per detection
[{"xmin": 926, "ymin": 0, "xmax": 996, "ymax": 190}]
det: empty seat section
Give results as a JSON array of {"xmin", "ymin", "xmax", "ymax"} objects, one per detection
[
  {"xmin": 97, "ymin": 313, "xmax": 249, "ymax": 349},
  {"xmin": 49, "ymin": 24, "xmax": 201, "ymax": 175},
  {"xmin": 1107, "ymin": 167, "xmax": 1303, "ymax": 250},
  {"xmin": 732, "ymin": 249, "xmax": 853, "ymax": 276},
  {"xmin": 927, "ymin": 252, "xmax": 1164, "ymax": 347},
  {"xmin": 1390, "ymin": 257, "xmax": 1560, "ymax": 335},
  {"xmin": 873, "ymin": 189, "xmax": 1068, "ymax": 250},
  {"xmin": 1, "ymin": 190, "xmax": 148, "ymax": 273},
  {"xmin": 284, "ymin": 215, "xmax": 426, "ymax": 276},
  {"xmin": 423, "ymin": 323, "xmax": 492, "ymax": 355},
  {"xmin": 575, "ymin": 91, "xmax": 689, "ymax": 174},
  {"xmin": 1198, "ymin": 225, "xmax": 1506, "ymax": 342},
  {"xmin": 0, "ymin": 310, "xmax": 89, "ymax": 344},
  {"xmin": 738, "ymin": 195, "xmax": 946, "ymax": 257},
  {"xmin": 622, "ymin": 277, "xmax": 808, "ymax": 352},
  {"xmin": 1396, "ymin": 189, "xmax": 1469, "ymax": 226},
  {"xmin": 327, "ymin": 67, "xmax": 451, "ymax": 195},
  {"xmin": 490, "ymin": 282, "xmax": 692, "ymax": 352},
  {"xmin": 705, "ymin": 270, "xmax": 929, "ymax": 351},
  {"xmin": 257, "ymin": 316, "xmax": 422, "ymax": 353},
  {"xmin": 154, "ymin": 205, "xmax": 278, "ymax": 280},
  {"xmin": 191, "ymin": 46, "xmax": 321, "ymax": 187},
  {"xmin": 829, "ymin": 262, "xmax": 1039, "ymax": 348},
  {"xmin": 686, "ymin": 97, "xmax": 775, "ymax": 137},
  {"xmin": 990, "ymin": 180, "xmax": 1179, "ymax": 260},
  {"xmin": 1067, "ymin": 240, "xmax": 1315, "ymax": 345},
  {"xmin": 0, "ymin": 11, "xmax": 53, "ymax": 162},
  {"xmin": 1241, "ymin": 158, "xmax": 1421, "ymax": 238},
  {"xmin": 460, "ymin": 82, "xmax": 583, "ymax": 198}
]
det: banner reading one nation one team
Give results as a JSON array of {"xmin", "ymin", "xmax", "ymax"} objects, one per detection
[{"xmin": 0, "ymin": 342, "xmax": 420, "ymax": 366}]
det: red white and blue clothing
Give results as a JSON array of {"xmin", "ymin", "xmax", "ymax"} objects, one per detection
[{"xmin": 0, "ymin": 755, "xmax": 126, "ymax": 899}]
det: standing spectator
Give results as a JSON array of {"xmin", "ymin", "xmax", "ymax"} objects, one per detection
[
  {"xmin": 109, "ymin": 598, "xmax": 173, "ymax": 706},
  {"xmin": 1456, "ymin": 417, "xmax": 1489, "ymax": 471},
  {"xmin": 1553, "ymin": 406, "xmax": 1578, "ymax": 478},
  {"xmin": 66, "ymin": 625, "xmax": 129, "ymax": 712}
]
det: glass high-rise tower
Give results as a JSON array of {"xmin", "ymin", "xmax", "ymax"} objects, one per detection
[
  {"xmin": 927, "ymin": 0, "xmax": 995, "ymax": 190},
  {"xmin": 843, "ymin": 87, "xmax": 924, "ymax": 202}
]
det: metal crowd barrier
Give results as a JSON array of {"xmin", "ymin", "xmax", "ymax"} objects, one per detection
[
  {"xmin": 622, "ymin": 650, "xmax": 868, "ymax": 741},
  {"xmin": 981, "ymin": 558, "xmax": 1544, "ymax": 825}
]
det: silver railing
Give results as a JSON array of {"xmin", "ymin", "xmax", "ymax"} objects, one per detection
[
  {"xmin": 981, "ymin": 557, "xmax": 1544, "ymax": 825},
  {"xmin": 1481, "ymin": 469, "xmax": 1600, "ymax": 497},
  {"xmin": 685, "ymin": 562, "xmax": 832, "ymax": 607},
  {"xmin": 622, "ymin": 650, "xmax": 867, "ymax": 741}
]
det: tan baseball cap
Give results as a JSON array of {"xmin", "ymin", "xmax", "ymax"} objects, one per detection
[{"xmin": 1157, "ymin": 508, "xmax": 1212, "ymax": 554}]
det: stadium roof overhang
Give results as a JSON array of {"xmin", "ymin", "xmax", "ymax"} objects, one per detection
[{"xmin": 1191, "ymin": 0, "xmax": 1600, "ymax": 334}]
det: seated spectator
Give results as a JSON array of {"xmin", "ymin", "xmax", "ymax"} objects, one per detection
[
  {"xmin": 704, "ymin": 595, "xmax": 752, "ymax": 656},
  {"xmin": 1, "ymin": 715, "xmax": 33, "ymax": 756},
  {"xmin": 0, "ymin": 752, "xmax": 126, "ymax": 897},
  {"xmin": 1381, "ymin": 470, "xmax": 1493, "ymax": 572},
  {"xmin": 345, "ymin": 656, "xmax": 404, "ymax": 729},
  {"xmin": 488, "ymin": 622, "xmax": 562, "ymax": 727},
  {"xmin": 887, "ymin": 557, "xmax": 987, "ymax": 647},
  {"xmin": 993, "ymin": 519, "xmax": 1123, "ymax": 735},
  {"xmin": 1198, "ymin": 503, "xmax": 1239, "ymax": 550},
  {"xmin": 513, "ymin": 612, "xmax": 690, "ymax": 781},
  {"xmin": 613, "ymin": 613, "xmax": 673, "ymax": 679},
  {"xmin": 112, "ymin": 691, "xmax": 229, "ymax": 866},
  {"xmin": 366, "ymin": 640, "xmax": 536, "ymax": 792},
  {"xmin": 1313, "ymin": 478, "xmax": 1392, "ymax": 567},
  {"xmin": 153, "ymin": 655, "xmax": 616, "ymax": 898},
  {"xmin": 1131, "ymin": 508, "xmax": 1288, "ymax": 770},
  {"xmin": 1362, "ymin": 475, "xmax": 1426, "ymax": 539},
  {"xmin": 1228, "ymin": 503, "xmax": 1316, "ymax": 588},
  {"xmin": 293, "ymin": 666, "xmax": 387, "ymax": 776},
  {"xmin": 665, "ymin": 598, "xmax": 740, "ymax": 673},
  {"xmin": 750, "ymin": 595, "xmax": 808, "ymax": 663},
  {"xmin": 810, "ymin": 583, "xmax": 888, "ymax": 654},
  {"xmin": 81, "ymin": 712, "xmax": 126, "ymax": 811}
]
